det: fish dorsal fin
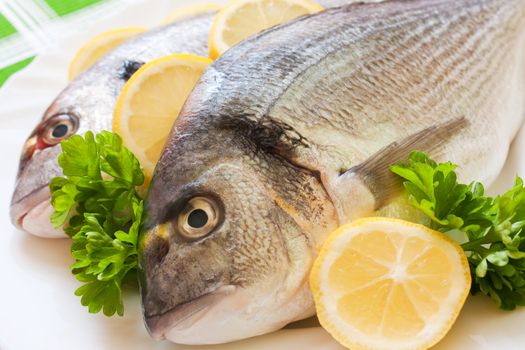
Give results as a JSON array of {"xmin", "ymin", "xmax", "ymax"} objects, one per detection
[{"xmin": 331, "ymin": 117, "xmax": 468, "ymax": 222}]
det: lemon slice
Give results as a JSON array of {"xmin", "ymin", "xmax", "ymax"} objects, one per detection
[
  {"xmin": 310, "ymin": 217, "xmax": 471, "ymax": 350},
  {"xmin": 209, "ymin": 0, "xmax": 323, "ymax": 58},
  {"xmin": 68, "ymin": 27, "xmax": 145, "ymax": 80},
  {"xmin": 113, "ymin": 54, "xmax": 212, "ymax": 178},
  {"xmin": 162, "ymin": 3, "xmax": 223, "ymax": 24}
]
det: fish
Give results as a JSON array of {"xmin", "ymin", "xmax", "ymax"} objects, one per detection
[
  {"xmin": 9, "ymin": 9, "xmax": 216, "ymax": 238},
  {"xmin": 9, "ymin": 0, "xmax": 357, "ymax": 238},
  {"xmin": 139, "ymin": 0, "xmax": 525, "ymax": 345}
]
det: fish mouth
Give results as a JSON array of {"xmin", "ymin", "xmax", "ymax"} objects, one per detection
[
  {"xmin": 10, "ymin": 185, "xmax": 67, "ymax": 238},
  {"xmin": 144, "ymin": 285, "xmax": 236, "ymax": 340},
  {"xmin": 10, "ymin": 184, "xmax": 49, "ymax": 228}
]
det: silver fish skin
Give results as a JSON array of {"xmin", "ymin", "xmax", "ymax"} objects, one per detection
[
  {"xmin": 8, "ymin": 0, "xmax": 362, "ymax": 239},
  {"xmin": 9, "ymin": 10, "xmax": 215, "ymax": 238},
  {"xmin": 140, "ymin": 0, "xmax": 525, "ymax": 345}
]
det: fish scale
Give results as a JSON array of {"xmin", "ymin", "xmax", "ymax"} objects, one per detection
[{"xmin": 177, "ymin": 0, "xmax": 525, "ymax": 185}]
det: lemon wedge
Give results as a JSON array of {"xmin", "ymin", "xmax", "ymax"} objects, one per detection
[
  {"xmin": 113, "ymin": 54, "xmax": 212, "ymax": 178},
  {"xmin": 310, "ymin": 217, "xmax": 471, "ymax": 350},
  {"xmin": 209, "ymin": 0, "xmax": 323, "ymax": 59},
  {"xmin": 162, "ymin": 3, "xmax": 223, "ymax": 24},
  {"xmin": 68, "ymin": 27, "xmax": 145, "ymax": 80}
]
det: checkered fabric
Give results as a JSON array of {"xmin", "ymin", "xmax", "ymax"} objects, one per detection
[{"xmin": 0, "ymin": 0, "xmax": 132, "ymax": 87}]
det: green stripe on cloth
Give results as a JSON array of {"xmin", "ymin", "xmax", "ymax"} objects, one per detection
[
  {"xmin": 0, "ymin": 14, "xmax": 17, "ymax": 39},
  {"xmin": 0, "ymin": 0, "xmax": 122, "ymax": 89},
  {"xmin": 0, "ymin": 57, "xmax": 35, "ymax": 87},
  {"xmin": 43, "ymin": 0, "xmax": 106, "ymax": 17}
]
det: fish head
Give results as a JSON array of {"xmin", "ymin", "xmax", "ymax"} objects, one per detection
[
  {"xmin": 139, "ymin": 116, "xmax": 338, "ymax": 344},
  {"xmin": 10, "ymin": 74, "xmax": 115, "ymax": 238}
]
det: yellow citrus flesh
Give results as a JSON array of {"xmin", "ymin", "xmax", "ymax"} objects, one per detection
[
  {"xmin": 310, "ymin": 217, "xmax": 471, "ymax": 350},
  {"xmin": 113, "ymin": 54, "xmax": 212, "ymax": 178},
  {"xmin": 68, "ymin": 27, "xmax": 145, "ymax": 80},
  {"xmin": 162, "ymin": 3, "xmax": 223, "ymax": 24},
  {"xmin": 209, "ymin": 0, "xmax": 323, "ymax": 58}
]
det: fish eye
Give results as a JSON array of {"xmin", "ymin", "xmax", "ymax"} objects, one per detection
[
  {"xmin": 177, "ymin": 197, "xmax": 220, "ymax": 240},
  {"xmin": 41, "ymin": 113, "xmax": 79, "ymax": 145}
]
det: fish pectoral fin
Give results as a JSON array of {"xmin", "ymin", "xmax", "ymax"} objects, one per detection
[{"xmin": 332, "ymin": 117, "xmax": 468, "ymax": 221}]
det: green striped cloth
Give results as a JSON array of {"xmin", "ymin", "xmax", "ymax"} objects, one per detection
[{"xmin": 0, "ymin": 0, "xmax": 130, "ymax": 87}]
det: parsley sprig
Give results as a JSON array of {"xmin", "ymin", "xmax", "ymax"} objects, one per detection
[
  {"xmin": 391, "ymin": 152, "xmax": 525, "ymax": 310},
  {"xmin": 50, "ymin": 131, "xmax": 144, "ymax": 316}
]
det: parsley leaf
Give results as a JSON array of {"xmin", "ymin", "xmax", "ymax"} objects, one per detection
[
  {"xmin": 391, "ymin": 151, "xmax": 525, "ymax": 310},
  {"xmin": 50, "ymin": 131, "xmax": 144, "ymax": 316}
]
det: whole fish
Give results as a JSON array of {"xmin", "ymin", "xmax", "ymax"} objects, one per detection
[
  {"xmin": 9, "ymin": 9, "xmax": 215, "ymax": 237},
  {"xmin": 9, "ymin": 0, "xmax": 354, "ymax": 238},
  {"xmin": 140, "ymin": 0, "xmax": 525, "ymax": 345}
]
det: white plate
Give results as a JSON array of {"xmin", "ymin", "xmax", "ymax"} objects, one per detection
[{"xmin": 1, "ymin": 1, "xmax": 525, "ymax": 349}]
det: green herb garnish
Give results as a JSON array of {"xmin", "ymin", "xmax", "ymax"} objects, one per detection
[
  {"xmin": 49, "ymin": 134, "xmax": 525, "ymax": 314},
  {"xmin": 50, "ymin": 131, "xmax": 144, "ymax": 316},
  {"xmin": 391, "ymin": 151, "xmax": 525, "ymax": 310}
]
